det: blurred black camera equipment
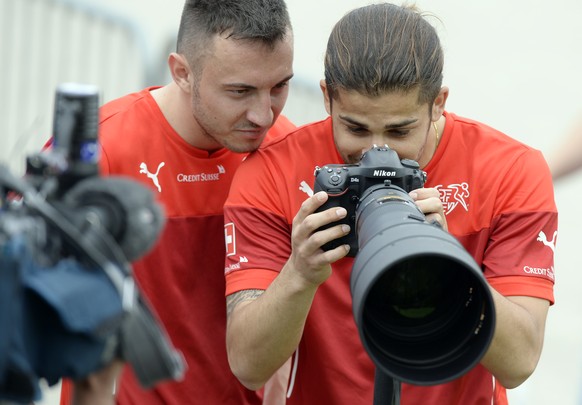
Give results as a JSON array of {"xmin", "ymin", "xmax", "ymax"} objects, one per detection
[
  {"xmin": 314, "ymin": 145, "xmax": 495, "ymax": 388},
  {"xmin": 0, "ymin": 83, "xmax": 185, "ymax": 404}
]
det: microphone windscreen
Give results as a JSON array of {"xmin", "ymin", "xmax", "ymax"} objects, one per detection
[{"xmin": 63, "ymin": 176, "xmax": 165, "ymax": 261}]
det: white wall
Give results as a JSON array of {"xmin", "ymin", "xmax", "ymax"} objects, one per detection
[{"xmin": 5, "ymin": 1, "xmax": 580, "ymax": 404}]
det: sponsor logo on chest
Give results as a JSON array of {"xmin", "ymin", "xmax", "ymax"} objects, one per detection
[
  {"xmin": 178, "ymin": 165, "xmax": 226, "ymax": 183},
  {"xmin": 139, "ymin": 161, "xmax": 228, "ymax": 193}
]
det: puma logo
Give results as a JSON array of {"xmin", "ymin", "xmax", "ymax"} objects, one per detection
[
  {"xmin": 299, "ymin": 181, "xmax": 314, "ymax": 197},
  {"xmin": 139, "ymin": 161, "xmax": 165, "ymax": 192},
  {"xmin": 536, "ymin": 230, "xmax": 557, "ymax": 254}
]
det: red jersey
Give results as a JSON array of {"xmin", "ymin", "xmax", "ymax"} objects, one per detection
[
  {"xmin": 60, "ymin": 87, "xmax": 295, "ymax": 405},
  {"xmin": 223, "ymin": 112, "xmax": 557, "ymax": 405}
]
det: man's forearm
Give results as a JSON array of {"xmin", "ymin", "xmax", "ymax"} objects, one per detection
[
  {"xmin": 480, "ymin": 289, "xmax": 549, "ymax": 388},
  {"xmin": 226, "ymin": 263, "xmax": 319, "ymax": 390}
]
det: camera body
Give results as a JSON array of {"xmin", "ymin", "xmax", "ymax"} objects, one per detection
[{"xmin": 314, "ymin": 145, "xmax": 426, "ymax": 256}]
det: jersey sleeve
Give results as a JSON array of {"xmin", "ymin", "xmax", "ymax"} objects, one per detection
[
  {"xmin": 484, "ymin": 148, "xmax": 557, "ymax": 303},
  {"xmin": 224, "ymin": 150, "xmax": 292, "ymax": 296}
]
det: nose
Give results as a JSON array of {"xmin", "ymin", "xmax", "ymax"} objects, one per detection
[
  {"xmin": 247, "ymin": 93, "xmax": 274, "ymax": 128},
  {"xmin": 371, "ymin": 134, "xmax": 388, "ymax": 148},
  {"xmin": 359, "ymin": 135, "xmax": 393, "ymax": 159}
]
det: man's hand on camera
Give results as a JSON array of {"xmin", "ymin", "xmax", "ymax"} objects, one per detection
[
  {"xmin": 409, "ymin": 187, "xmax": 448, "ymax": 231},
  {"xmin": 287, "ymin": 191, "xmax": 351, "ymax": 287}
]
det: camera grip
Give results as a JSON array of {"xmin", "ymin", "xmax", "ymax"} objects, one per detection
[
  {"xmin": 313, "ymin": 166, "xmax": 359, "ymax": 255},
  {"xmin": 313, "ymin": 189, "xmax": 358, "ymax": 256}
]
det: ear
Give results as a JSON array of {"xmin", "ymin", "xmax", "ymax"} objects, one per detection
[
  {"xmin": 431, "ymin": 86, "xmax": 449, "ymax": 121},
  {"xmin": 168, "ymin": 52, "xmax": 192, "ymax": 93},
  {"xmin": 320, "ymin": 79, "xmax": 332, "ymax": 115}
]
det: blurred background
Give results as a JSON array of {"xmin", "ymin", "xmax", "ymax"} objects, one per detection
[{"xmin": 1, "ymin": 0, "xmax": 581, "ymax": 404}]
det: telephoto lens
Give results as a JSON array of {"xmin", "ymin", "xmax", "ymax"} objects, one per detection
[{"xmin": 351, "ymin": 184, "xmax": 495, "ymax": 385}]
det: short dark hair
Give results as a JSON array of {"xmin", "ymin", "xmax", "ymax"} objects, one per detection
[
  {"xmin": 177, "ymin": 0, "xmax": 291, "ymax": 66},
  {"xmin": 324, "ymin": 3, "xmax": 443, "ymax": 105}
]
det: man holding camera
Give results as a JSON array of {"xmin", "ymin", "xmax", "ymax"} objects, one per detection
[{"xmin": 223, "ymin": 3, "xmax": 556, "ymax": 404}]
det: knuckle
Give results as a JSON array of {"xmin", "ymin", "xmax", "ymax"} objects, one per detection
[
  {"xmin": 300, "ymin": 198, "xmax": 312, "ymax": 213},
  {"xmin": 302, "ymin": 215, "xmax": 318, "ymax": 232},
  {"xmin": 310, "ymin": 231, "xmax": 327, "ymax": 248}
]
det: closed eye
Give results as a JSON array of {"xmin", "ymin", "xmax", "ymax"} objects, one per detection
[
  {"xmin": 347, "ymin": 125, "xmax": 369, "ymax": 135},
  {"xmin": 228, "ymin": 88, "xmax": 250, "ymax": 95},
  {"xmin": 274, "ymin": 81, "xmax": 289, "ymax": 90},
  {"xmin": 389, "ymin": 129, "xmax": 410, "ymax": 137}
]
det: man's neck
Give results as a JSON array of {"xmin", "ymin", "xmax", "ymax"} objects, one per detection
[{"xmin": 151, "ymin": 84, "xmax": 222, "ymax": 152}]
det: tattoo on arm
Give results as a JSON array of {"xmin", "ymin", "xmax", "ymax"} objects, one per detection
[{"xmin": 226, "ymin": 289, "xmax": 265, "ymax": 318}]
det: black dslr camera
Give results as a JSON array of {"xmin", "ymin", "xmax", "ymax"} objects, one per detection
[
  {"xmin": 0, "ymin": 84, "xmax": 184, "ymax": 403},
  {"xmin": 313, "ymin": 145, "xmax": 495, "ymax": 387},
  {"xmin": 314, "ymin": 145, "xmax": 426, "ymax": 256}
]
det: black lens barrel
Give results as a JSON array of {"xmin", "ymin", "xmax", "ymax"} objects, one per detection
[{"xmin": 351, "ymin": 186, "xmax": 495, "ymax": 385}]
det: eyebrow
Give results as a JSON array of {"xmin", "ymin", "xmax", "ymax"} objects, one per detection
[
  {"xmin": 224, "ymin": 74, "xmax": 295, "ymax": 90},
  {"xmin": 339, "ymin": 115, "xmax": 419, "ymax": 129}
]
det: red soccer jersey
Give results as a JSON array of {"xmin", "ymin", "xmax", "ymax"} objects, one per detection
[
  {"xmin": 60, "ymin": 87, "xmax": 295, "ymax": 405},
  {"xmin": 223, "ymin": 112, "xmax": 557, "ymax": 405}
]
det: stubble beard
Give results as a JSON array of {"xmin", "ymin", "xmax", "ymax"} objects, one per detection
[{"xmin": 198, "ymin": 119, "xmax": 262, "ymax": 154}]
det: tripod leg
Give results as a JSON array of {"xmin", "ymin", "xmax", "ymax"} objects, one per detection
[{"xmin": 373, "ymin": 369, "xmax": 401, "ymax": 405}]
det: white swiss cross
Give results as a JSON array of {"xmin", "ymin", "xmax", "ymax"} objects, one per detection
[{"xmin": 225, "ymin": 223, "xmax": 236, "ymax": 256}]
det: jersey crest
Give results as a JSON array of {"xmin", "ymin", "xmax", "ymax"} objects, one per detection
[{"xmin": 435, "ymin": 182, "xmax": 470, "ymax": 215}]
